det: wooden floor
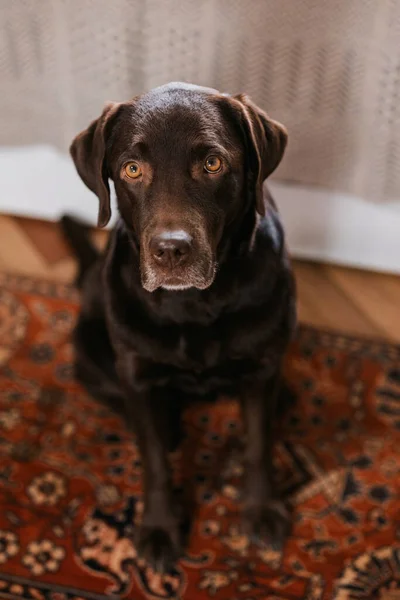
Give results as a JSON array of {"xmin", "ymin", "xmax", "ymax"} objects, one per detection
[{"xmin": 0, "ymin": 214, "xmax": 399, "ymax": 343}]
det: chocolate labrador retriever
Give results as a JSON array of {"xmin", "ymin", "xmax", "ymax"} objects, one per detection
[{"xmin": 63, "ymin": 82, "xmax": 296, "ymax": 573}]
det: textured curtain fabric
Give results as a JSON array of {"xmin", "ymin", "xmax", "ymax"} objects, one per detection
[{"xmin": 1, "ymin": 0, "xmax": 400, "ymax": 200}]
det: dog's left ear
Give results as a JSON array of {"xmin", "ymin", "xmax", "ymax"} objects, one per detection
[{"xmin": 232, "ymin": 94, "xmax": 288, "ymax": 216}]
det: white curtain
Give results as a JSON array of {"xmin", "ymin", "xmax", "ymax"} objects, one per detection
[{"xmin": 1, "ymin": 0, "xmax": 400, "ymax": 200}]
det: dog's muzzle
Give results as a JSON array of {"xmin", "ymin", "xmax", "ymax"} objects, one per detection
[{"xmin": 141, "ymin": 228, "xmax": 216, "ymax": 292}]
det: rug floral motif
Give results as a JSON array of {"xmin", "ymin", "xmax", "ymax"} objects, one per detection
[{"xmin": 0, "ymin": 272, "xmax": 399, "ymax": 600}]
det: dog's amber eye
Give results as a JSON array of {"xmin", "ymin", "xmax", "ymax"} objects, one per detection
[
  {"xmin": 204, "ymin": 155, "xmax": 222, "ymax": 173},
  {"xmin": 124, "ymin": 162, "xmax": 142, "ymax": 179}
]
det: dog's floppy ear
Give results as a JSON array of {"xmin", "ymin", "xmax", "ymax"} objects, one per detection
[
  {"xmin": 232, "ymin": 94, "xmax": 287, "ymax": 216},
  {"xmin": 70, "ymin": 102, "xmax": 121, "ymax": 228}
]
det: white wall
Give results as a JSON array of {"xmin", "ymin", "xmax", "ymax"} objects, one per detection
[{"xmin": 1, "ymin": 145, "xmax": 400, "ymax": 274}]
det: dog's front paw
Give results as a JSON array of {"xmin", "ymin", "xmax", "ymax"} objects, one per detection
[
  {"xmin": 136, "ymin": 525, "xmax": 182, "ymax": 574},
  {"xmin": 243, "ymin": 500, "xmax": 290, "ymax": 551}
]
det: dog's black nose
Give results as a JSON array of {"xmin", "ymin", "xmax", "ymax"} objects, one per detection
[{"xmin": 150, "ymin": 231, "xmax": 192, "ymax": 269}]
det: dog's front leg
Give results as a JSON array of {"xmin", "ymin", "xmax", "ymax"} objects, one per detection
[
  {"xmin": 116, "ymin": 353, "xmax": 181, "ymax": 573},
  {"xmin": 240, "ymin": 370, "xmax": 290, "ymax": 550}
]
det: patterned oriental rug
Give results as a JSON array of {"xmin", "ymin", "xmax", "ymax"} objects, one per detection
[{"xmin": 0, "ymin": 272, "xmax": 398, "ymax": 600}]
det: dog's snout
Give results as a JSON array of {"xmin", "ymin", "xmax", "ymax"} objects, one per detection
[{"xmin": 150, "ymin": 231, "xmax": 193, "ymax": 269}]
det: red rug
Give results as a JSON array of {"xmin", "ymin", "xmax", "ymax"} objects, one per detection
[{"xmin": 0, "ymin": 272, "xmax": 399, "ymax": 600}]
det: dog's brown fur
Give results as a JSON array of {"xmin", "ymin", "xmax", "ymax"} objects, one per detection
[{"xmin": 64, "ymin": 82, "xmax": 296, "ymax": 573}]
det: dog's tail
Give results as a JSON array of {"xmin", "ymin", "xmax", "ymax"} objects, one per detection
[{"xmin": 60, "ymin": 215, "xmax": 99, "ymax": 288}]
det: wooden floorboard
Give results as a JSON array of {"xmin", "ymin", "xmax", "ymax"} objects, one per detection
[
  {"xmin": 0, "ymin": 214, "xmax": 399, "ymax": 343},
  {"xmin": 324, "ymin": 265, "xmax": 400, "ymax": 342},
  {"xmin": 292, "ymin": 261, "xmax": 384, "ymax": 339},
  {"xmin": 16, "ymin": 217, "xmax": 71, "ymax": 264}
]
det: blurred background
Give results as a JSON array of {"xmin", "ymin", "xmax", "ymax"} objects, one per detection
[{"xmin": 0, "ymin": 0, "xmax": 399, "ymax": 337}]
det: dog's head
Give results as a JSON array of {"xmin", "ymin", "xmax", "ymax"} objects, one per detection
[{"xmin": 70, "ymin": 83, "xmax": 287, "ymax": 292}]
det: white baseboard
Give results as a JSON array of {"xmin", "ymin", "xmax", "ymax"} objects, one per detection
[
  {"xmin": 270, "ymin": 181, "xmax": 400, "ymax": 274},
  {"xmin": 1, "ymin": 145, "xmax": 399, "ymax": 274}
]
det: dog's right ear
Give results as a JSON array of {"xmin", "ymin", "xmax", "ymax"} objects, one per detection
[{"xmin": 70, "ymin": 102, "xmax": 121, "ymax": 228}]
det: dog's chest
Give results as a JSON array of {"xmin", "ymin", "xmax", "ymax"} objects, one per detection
[
  {"xmin": 145, "ymin": 322, "xmax": 251, "ymax": 395},
  {"xmin": 176, "ymin": 326, "xmax": 221, "ymax": 369},
  {"xmin": 144, "ymin": 296, "xmax": 231, "ymax": 368},
  {"xmin": 158, "ymin": 314, "xmax": 258, "ymax": 374}
]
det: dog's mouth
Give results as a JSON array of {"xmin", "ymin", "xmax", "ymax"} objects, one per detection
[
  {"xmin": 141, "ymin": 264, "xmax": 216, "ymax": 293},
  {"xmin": 140, "ymin": 256, "xmax": 217, "ymax": 293}
]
